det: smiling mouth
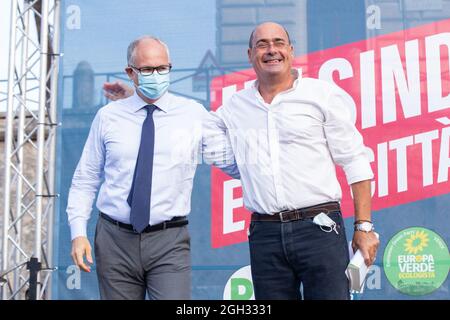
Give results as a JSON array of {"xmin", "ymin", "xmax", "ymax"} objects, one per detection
[{"xmin": 263, "ymin": 59, "xmax": 283, "ymax": 64}]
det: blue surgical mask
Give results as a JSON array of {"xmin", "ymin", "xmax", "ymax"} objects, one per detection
[{"xmin": 135, "ymin": 72, "xmax": 170, "ymax": 100}]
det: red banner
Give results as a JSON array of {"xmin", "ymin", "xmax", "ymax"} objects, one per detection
[{"xmin": 211, "ymin": 19, "xmax": 450, "ymax": 248}]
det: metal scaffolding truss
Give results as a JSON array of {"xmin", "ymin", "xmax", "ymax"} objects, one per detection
[{"xmin": 1, "ymin": 0, "xmax": 61, "ymax": 300}]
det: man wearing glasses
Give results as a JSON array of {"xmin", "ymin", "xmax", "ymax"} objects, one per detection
[
  {"xmin": 100, "ymin": 22, "xmax": 379, "ymax": 300},
  {"xmin": 203, "ymin": 22, "xmax": 379, "ymax": 299},
  {"xmin": 66, "ymin": 36, "xmax": 238, "ymax": 300}
]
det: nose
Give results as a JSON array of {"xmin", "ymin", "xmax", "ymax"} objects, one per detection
[{"xmin": 265, "ymin": 44, "xmax": 278, "ymax": 55}]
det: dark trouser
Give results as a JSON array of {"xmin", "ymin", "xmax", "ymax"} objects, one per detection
[
  {"xmin": 248, "ymin": 211, "xmax": 350, "ymax": 300},
  {"xmin": 94, "ymin": 215, "xmax": 191, "ymax": 300}
]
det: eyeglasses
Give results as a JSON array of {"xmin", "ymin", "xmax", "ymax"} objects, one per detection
[
  {"xmin": 130, "ymin": 64, "xmax": 172, "ymax": 76},
  {"xmin": 253, "ymin": 39, "xmax": 289, "ymax": 50}
]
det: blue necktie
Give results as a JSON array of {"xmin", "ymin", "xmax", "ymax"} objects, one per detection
[{"xmin": 127, "ymin": 104, "xmax": 156, "ymax": 233}]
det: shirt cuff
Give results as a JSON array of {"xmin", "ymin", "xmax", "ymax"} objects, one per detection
[
  {"xmin": 69, "ymin": 219, "xmax": 88, "ymax": 240},
  {"xmin": 343, "ymin": 158, "xmax": 374, "ymax": 185}
]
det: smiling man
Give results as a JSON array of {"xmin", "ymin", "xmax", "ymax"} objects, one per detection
[
  {"xmin": 203, "ymin": 22, "xmax": 379, "ymax": 300},
  {"xmin": 101, "ymin": 23, "xmax": 380, "ymax": 300}
]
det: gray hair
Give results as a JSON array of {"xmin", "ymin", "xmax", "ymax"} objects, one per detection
[{"xmin": 127, "ymin": 35, "xmax": 171, "ymax": 65}]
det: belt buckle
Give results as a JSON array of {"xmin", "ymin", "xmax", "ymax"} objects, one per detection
[{"xmin": 279, "ymin": 210, "xmax": 290, "ymax": 223}]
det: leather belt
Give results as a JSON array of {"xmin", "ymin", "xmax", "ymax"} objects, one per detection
[
  {"xmin": 100, "ymin": 212, "xmax": 188, "ymax": 233},
  {"xmin": 251, "ymin": 201, "xmax": 340, "ymax": 223}
]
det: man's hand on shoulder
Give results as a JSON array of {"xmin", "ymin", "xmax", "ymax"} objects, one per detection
[{"xmin": 103, "ymin": 81, "xmax": 134, "ymax": 101}]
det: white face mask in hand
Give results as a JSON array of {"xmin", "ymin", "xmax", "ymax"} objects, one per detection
[{"xmin": 313, "ymin": 212, "xmax": 339, "ymax": 234}]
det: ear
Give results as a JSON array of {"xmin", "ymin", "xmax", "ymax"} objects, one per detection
[
  {"xmin": 125, "ymin": 67, "xmax": 133, "ymax": 77},
  {"xmin": 247, "ymin": 48, "xmax": 252, "ymax": 63}
]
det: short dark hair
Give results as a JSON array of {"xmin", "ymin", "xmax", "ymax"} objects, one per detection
[{"xmin": 248, "ymin": 26, "xmax": 291, "ymax": 48}]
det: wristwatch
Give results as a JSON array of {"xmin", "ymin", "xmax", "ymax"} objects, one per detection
[{"xmin": 354, "ymin": 221, "xmax": 374, "ymax": 233}]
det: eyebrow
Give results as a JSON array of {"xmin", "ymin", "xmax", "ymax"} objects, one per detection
[
  {"xmin": 134, "ymin": 64, "xmax": 170, "ymax": 69},
  {"xmin": 255, "ymin": 37, "xmax": 287, "ymax": 44}
]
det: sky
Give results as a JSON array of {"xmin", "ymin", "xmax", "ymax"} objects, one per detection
[
  {"xmin": 59, "ymin": 0, "xmax": 216, "ymax": 108},
  {"xmin": 0, "ymin": 0, "xmax": 217, "ymax": 111}
]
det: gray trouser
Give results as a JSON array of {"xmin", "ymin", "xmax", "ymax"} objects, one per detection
[{"xmin": 94, "ymin": 215, "xmax": 191, "ymax": 300}]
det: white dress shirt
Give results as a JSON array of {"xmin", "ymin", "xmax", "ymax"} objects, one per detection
[
  {"xmin": 67, "ymin": 91, "xmax": 209, "ymax": 239},
  {"xmin": 203, "ymin": 75, "xmax": 374, "ymax": 214}
]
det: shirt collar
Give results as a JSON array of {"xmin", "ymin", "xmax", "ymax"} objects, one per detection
[
  {"xmin": 252, "ymin": 68, "xmax": 301, "ymax": 95},
  {"xmin": 129, "ymin": 90, "xmax": 171, "ymax": 113}
]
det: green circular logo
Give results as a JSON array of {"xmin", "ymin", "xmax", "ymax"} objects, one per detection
[{"xmin": 384, "ymin": 227, "xmax": 450, "ymax": 296}]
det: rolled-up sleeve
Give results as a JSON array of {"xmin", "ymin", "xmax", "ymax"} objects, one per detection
[
  {"xmin": 202, "ymin": 108, "xmax": 240, "ymax": 179},
  {"xmin": 66, "ymin": 109, "xmax": 105, "ymax": 239},
  {"xmin": 324, "ymin": 86, "xmax": 373, "ymax": 184}
]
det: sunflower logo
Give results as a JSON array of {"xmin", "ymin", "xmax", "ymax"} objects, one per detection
[{"xmin": 404, "ymin": 230, "xmax": 429, "ymax": 254}]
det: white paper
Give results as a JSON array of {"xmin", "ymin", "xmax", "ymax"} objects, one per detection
[{"xmin": 346, "ymin": 232, "xmax": 379, "ymax": 293}]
